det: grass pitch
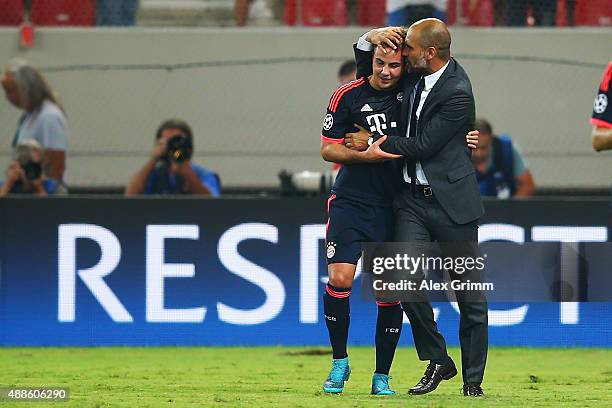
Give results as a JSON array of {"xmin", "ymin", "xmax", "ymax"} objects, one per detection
[{"xmin": 0, "ymin": 347, "xmax": 610, "ymax": 407}]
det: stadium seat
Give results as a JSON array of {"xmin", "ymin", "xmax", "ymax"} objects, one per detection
[
  {"xmin": 284, "ymin": 0, "xmax": 348, "ymax": 26},
  {"xmin": 555, "ymin": 0, "xmax": 567, "ymax": 26},
  {"xmin": 31, "ymin": 0, "xmax": 95, "ymax": 26},
  {"xmin": 467, "ymin": 0, "xmax": 494, "ymax": 26},
  {"xmin": 447, "ymin": 0, "xmax": 471, "ymax": 26},
  {"xmin": 357, "ymin": 0, "xmax": 386, "ymax": 27},
  {"xmin": 448, "ymin": 0, "xmax": 494, "ymax": 27},
  {"xmin": 0, "ymin": 0, "xmax": 23, "ymax": 26},
  {"xmin": 574, "ymin": 0, "xmax": 612, "ymax": 26}
]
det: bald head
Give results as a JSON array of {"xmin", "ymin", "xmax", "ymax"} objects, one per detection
[{"xmin": 409, "ymin": 18, "xmax": 451, "ymax": 61}]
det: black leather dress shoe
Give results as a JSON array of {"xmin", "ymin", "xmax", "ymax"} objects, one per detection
[
  {"xmin": 408, "ymin": 358, "xmax": 457, "ymax": 395},
  {"xmin": 463, "ymin": 383, "xmax": 484, "ymax": 396}
]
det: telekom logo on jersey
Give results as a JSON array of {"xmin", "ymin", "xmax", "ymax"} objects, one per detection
[
  {"xmin": 365, "ymin": 113, "xmax": 398, "ymax": 135},
  {"xmin": 57, "ymin": 223, "xmax": 607, "ymax": 326}
]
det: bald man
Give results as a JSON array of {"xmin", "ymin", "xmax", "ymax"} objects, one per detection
[{"xmin": 346, "ymin": 19, "xmax": 488, "ymax": 397}]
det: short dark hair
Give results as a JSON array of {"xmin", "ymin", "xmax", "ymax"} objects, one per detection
[
  {"xmin": 155, "ymin": 118, "xmax": 193, "ymax": 142},
  {"xmin": 337, "ymin": 60, "xmax": 356, "ymax": 79},
  {"xmin": 474, "ymin": 118, "xmax": 493, "ymax": 135}
]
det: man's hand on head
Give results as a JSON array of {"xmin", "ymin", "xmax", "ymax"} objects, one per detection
[
  {"xmin": 366, "ymin": 27, "xmax": 405, "ymax": 53},
  {"xmin": 345, "ymin": 123, "xmax": 373, "ymax": 151}
]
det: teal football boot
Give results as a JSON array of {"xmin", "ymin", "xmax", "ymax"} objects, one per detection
[
  {"xmin": 322, "ymin": 357, "xmax": 351, "ymax": 393},
  {"xmin": 371, "ymin": 373, "xmax": 396, "ymax": 395}
]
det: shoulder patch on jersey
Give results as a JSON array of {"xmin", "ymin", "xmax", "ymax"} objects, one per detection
[
  {"xmin": 323, "ymin": 114, "xmax": 334, "ymax": 130},
  {"xmin": 360, "ymin": 104, "xmax": 373, "ymax": 112},
  {"xmin": 594, "ymin": 93, "xmax": 608, "ymax": 114}
]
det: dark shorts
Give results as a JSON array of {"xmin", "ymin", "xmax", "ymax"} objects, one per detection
[{"xmin": 325, "ymin": 194, "xmax": 395, "ymax": 265}]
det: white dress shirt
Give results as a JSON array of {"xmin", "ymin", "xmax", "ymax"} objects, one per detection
[{"xmin": 405, "ymin": 60, "xmax": 450, "ymax": 185}]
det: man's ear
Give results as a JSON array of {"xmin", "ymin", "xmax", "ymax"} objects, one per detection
[{"xmin": 426, "ymin": 46, "xmax": 436, "ymax": 61}]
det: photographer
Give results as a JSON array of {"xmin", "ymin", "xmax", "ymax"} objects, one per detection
[
  {"xmin": 0, "ymin": 139, "xmax": 66, "ymax": 197},
  {"xmin": 2, "ymin": 59, "xmax": 68, "ymax": 181},
  {"xmin": 125, "ymin": 119, "xmax": 221, "ymax": 196}
]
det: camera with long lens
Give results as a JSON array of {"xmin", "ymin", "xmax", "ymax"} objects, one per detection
[
  {"xmin": 278, "ymin": 169, "xmax": 336, "ymax": 196},
  {"xmin": 164, "ymin": 134, "xmax": 193, "ymax": 163},
  {"xmin": 21, "ymin": 161, "xmax": 42, "ymax": 181}
]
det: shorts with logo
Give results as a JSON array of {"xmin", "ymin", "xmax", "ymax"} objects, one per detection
[{"xmin": 325, "ymin": 194, "xmax": 395, "ymax": 265}]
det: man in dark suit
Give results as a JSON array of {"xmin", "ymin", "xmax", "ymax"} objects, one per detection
[{"xmin": 345, "ymin": 20, "xmax": 488, "ymax": 397}]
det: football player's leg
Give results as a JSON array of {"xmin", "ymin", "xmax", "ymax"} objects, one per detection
[
  {"xmin": 325, "ymin": 263, "xmax": 357, "ymax": 359},
  {"xmin": 323, "ymin": 196, "xmax": 362, "ymax": 393},
  {"xmin": 322, "ymin": 262, "xmax": 355, "ymax": 393},
  {"xmin": 374, "ymin": 301, "xmax": 403, "ymax": 375},
  {"xmin": 372, "ymin": 206, "xmax": 402, "ymax": 395},
  {"xmin": 323, "ymin": 196, "xmax": 361, "ymax": 361}
]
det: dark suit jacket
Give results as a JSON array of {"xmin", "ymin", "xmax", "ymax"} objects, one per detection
[{"xmin": 354, "ymin": 45, "xmax": 484, "ymax": 225}]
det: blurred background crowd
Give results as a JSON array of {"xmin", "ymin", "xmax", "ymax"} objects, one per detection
[
  {"xmin": 0, "ymin": 0, "xmax": 610, "ymax": 198},
  {"xmin": 1, "ymin": 1, "xmax": 609, "ymax": 28}
]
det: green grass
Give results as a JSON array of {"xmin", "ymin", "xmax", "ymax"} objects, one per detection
[{"xmin": 0, "ymin": 347, "xmax": 610, "ymax": 407}]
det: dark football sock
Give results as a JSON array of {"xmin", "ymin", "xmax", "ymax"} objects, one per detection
[
  {"xmin": 323, "ymin": 283, "xmax": 351, "ymax": 359},
  {"xmin": 375, "ymin": 302, "xmax": 403, "ymax": 375}
]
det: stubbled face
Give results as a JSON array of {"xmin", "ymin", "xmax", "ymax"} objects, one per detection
[
  {"xmin": 1, "ymin": 73, "xmax": 21, "ymax": 108},
  {"xmin": 472, "ymin": 132, "xmax": 492, "ymax": 163},
  {"xmin": 402, "ymin": 28, "xmax": 428, "ymax": 73},
  {"xmin": 370, "ymin": 46, "xmax": 403, "ymax": 91}
]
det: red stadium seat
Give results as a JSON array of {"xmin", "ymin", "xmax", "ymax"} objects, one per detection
[
  {"xmin": 284, "ymin": 0, "xmax": 348, "ymax": 26},
  {"xmin": 467, "ymin": 0, "xmax": 494, "ymax": 26},
  {"xmin": 556, "ymin": 0, "xmax": 567, "ymax": 26},
  {"xmin": 448, "ymin": 0, "xmax": 494, "ymax": 26},
  {"xmin": 31, "ymin": 0, "xmax": 95, "ymax": 26},
  {"xmin": 0, "ymin": 0, "xmax": 23, "ymax": 26},
  {"xmin": 357, "ymin": 0, "xmax": 386, "ymax": 27},
  {"xmin": 574, "ymin": 0, "xmax": 612, "ymax": 26},
  {"xmin": 447, "ymin": 0, "xmax": 470, "ymax": 26}
]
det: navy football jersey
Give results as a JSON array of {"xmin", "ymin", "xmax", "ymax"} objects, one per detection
[
  {"xmin": 591, "ymin": 61, "xmax": 612, "ymax": 129},
  {"xmin": 321, "ymin": 77, "xmax": 403, "ymax": 206}
]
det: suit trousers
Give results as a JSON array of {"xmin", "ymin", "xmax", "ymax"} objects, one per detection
[{"xmin": 394, "ymin": 187, "xmax": 488, "ymax": 384}]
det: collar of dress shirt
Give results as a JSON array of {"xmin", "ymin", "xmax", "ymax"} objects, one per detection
[{"xmin": 423, "ymin": 60, "xmax": 450, "ymax": 91}]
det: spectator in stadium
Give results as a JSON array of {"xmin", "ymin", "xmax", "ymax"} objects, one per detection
[
  {"xmin": 506, "ymin": 0, "xmax": 556, "ymax": 26},
  {"xmin": 472, "ymin": 118, "xmax": 535, "ymax": 198},
  {"xmin": 235, "ymin": 0, "xmax": 252, "ymax": 26},
  {"xmin": 0, "ymin": 139, "xmax": 66, "ymax": 196},
  {"xmin": 125, "ymin": 119, "xmax": 221, "ymax": 196},
  {"xmin": 1, "ymin": 59, "xmax": 67, "ymax": 181},
  {"xmin": 235, "ymin": 0, "xmax": 277, "ymax": 26},
  {"xmin": 387, "ymin": 0, "xmax": 447, "ymax": 26},
  {"xmin": 337, "ymin": 60, "xmax": 357, "ymax": 85},
  {"xmin": 591, "ymin": 61, "xmax": 612, "ymax": 152},
  {"xmin": 96, "ymin": 0, "xmax": 139, "ymax": 26}
]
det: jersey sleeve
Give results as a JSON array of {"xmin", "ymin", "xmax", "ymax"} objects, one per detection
[
  {"xmin": 321, "ymin": 82, "xmax": 358, "ymax": 144},
  {"xmin": 591, "ymin": 61, "xmax": 612, "ymax": 129}
]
